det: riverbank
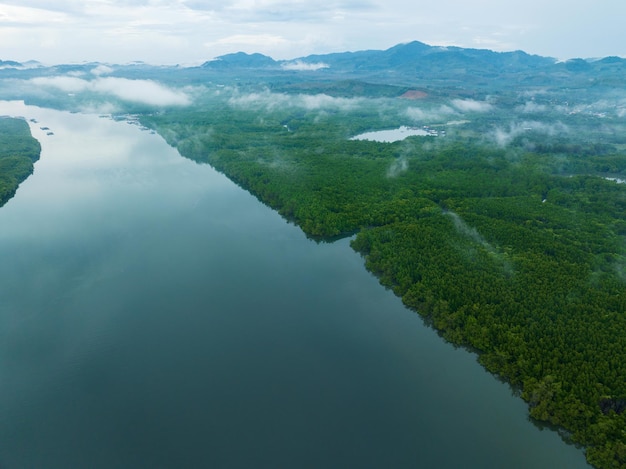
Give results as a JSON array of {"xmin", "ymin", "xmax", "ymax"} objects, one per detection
[{"xmin": 0, "ymin": 116, "xmax": 41, "ymax": 207}]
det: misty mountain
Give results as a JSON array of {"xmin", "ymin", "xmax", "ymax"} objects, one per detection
[
  {"xmin": 202, "ymin": 52, "xmax": 277, "ymax": 69},
  {"xmin": 299, "ymin": 41, "xmax": 554, "ymax": 73},
  {"xmin": 195, "ymin": 41, "xmax": 556, "ymax": 77},
  {"xmin": 0, "ymin": 60, "xmax": 24, "ymax": 68},
  {"xmin": 191, "ymin": 41, "xmax": 626, "ymax": 90},
  {"xmin": 2, "ymin": 40, "xmax": 626, "ymax": 102}
]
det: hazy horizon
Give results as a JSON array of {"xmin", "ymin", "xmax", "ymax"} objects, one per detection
[{"xmin": 1, "ymin": 1, "xmax": 625, "ymax": 66}]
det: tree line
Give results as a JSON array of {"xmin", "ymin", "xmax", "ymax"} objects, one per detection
[{"xmin": 0, "ymin": 117, "xmax": 41, "ymax": 207}]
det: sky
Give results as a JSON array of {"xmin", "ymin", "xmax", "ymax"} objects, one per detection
[{"xmin": 0, "ymin": 0, "xmax": 625, "ymax": 65}]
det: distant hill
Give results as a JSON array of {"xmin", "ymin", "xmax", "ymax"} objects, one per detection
[
  {"xmin": 202, "ymin": 52, "xmax": 278, "ymax": 69},
  {"xmin": 2, "ymin": 40, "xmax": 625, "ymax": 94},
  {"xmin": 298, "ymin": 41, "xmax": 555, "ymax": 73},
  {"xmin": 189, "ymin": 41, "xmax": 626, "ymax": 90},
  {"xmin": 199, "ymin": 41, "xmax": 556, "ymax": 74},
  {"xmin": 0, "ymin": 60, "xmax": 23, "ymax": 68}
]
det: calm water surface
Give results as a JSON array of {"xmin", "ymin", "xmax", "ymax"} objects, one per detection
[{"xmin": 0, "ymin": 101, "xmax": 589, "ymax": 468}]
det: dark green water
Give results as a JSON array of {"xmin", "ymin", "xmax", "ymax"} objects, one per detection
[{"xmin": 0, "ymin": 102, "xmax": 589, "ymax": 468}]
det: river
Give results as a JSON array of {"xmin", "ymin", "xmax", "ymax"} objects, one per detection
[{"xmin": 0, "ymin": 101, "xmax": 589, "ymax": 468}]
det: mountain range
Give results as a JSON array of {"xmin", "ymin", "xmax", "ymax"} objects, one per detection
[
  {"xmin": 2, "ymin": 40, "xmax": 626, "ymax": 95},
  {"xmin": 198, "ymin": 40, "xmax": 626, "ymax": 87}
]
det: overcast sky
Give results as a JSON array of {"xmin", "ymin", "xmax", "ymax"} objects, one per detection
[{"xmin": 1, "ymin": 0, "xmax": 624, "ymax": 65}]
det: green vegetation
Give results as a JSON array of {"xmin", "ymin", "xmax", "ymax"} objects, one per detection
[
  {"xmin": 0, "ymin": 117, "xmax": 41, "ymax": 207},
  {"xmin": 142, "ymin": 88, "xmax": 626, "ymax": 468}
]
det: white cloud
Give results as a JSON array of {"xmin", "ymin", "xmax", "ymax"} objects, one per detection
[
  {"xmin": 405, "ymin": 100, "xmax": 493, "ymax": 123},
  {"xmin": 1, "ymin": 0, "xmax": 626, "ymax": 64},
  {"xmin": 0, "ymin": 3, "xmax": 68, "ymax": 24},
  {"xmin": 451, "ymin": 99, "xmax": 493, "ymax": 113},
  {"xmin": 29, "ymin": 76, "xmax": 191, "ymax": 106},
  {"xmin": 281, "ymin": 60, "xmax": 329, "ymax": 71},
  {"xmin": 227, "ymin": 89, "xmax": 363, "ymax": 111},
  {"xmin": 517, "ymin": 101, "xmax": 547, "ymax": 113},
  {"xmin": 30, "ymin": 76, "xmax": 90, "ymax": 92},
  {"xmin": 205, "ymin": 34, "xmax": 289, "ymax": 51},
  {"xmin": 94, "ymin": 77, "xmax": 191, "ymax": 106},
  {"xmin": 405, "ymin": 105, "xmax": 456, "ymax": 123},
  {"xmin": 445, "ymin": 210, "xmax": 513, "ymax": 273},
  {"xmin": 387, "ymin": 156, "xmax": 408, "ymax": 178},
  {"xmin": 490, "ymin": 120, "xmax": 569, "ymax": 147},
  {"xmin": 91, "ymin": 65, "xmax": 114, "ymax": 76}
]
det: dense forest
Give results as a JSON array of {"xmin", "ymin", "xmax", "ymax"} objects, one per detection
[
  {"xmin": 0, "ymin": 117, "xmax": 40, "ymax": 207},
  {"xmin": 142, "ymin": 89, "xmax": 626, "ymax": 468}
]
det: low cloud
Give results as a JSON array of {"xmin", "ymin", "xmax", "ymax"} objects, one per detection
[
  {"xmin": 91, "ymin": 65, "xmax": 114, "ymax": 76},
  {"xmin": 386, "ymin": 141, "xmax": 420, "ymax": 178},
  {"xmin": 281, "ymin": 60, "xmax": 329, "ymax": 71},
  {"xmin": 386, "ymin": 156, "xmax": 408, "ymax": 178},
  {"xmin": 30, "ymin": 76, "xmax": 88, "ymax": 92},
  {"xmin": 405, "ymin": 104, "xmax": 455, "ymax": 123},
  {"xmin": 517, "ymin": 101, "xmax": 548, "ymax": 113},
  {"xmin": 205, "ymin": 34, "xmax": 288, "ymax": 52},
  {"xmin": 228, "ymin": 89, "xmax": 363, "ymax": 111},
  {"xmin": 29, "ymin": 76, "xmax": 191, "ymax": 106},
  {"xmin": 568, "ymin": 98, "xmax": 626, "ymax": 118},
  {"xmin": 490, "ymin": 120, "xmax": 569, "ymax": 147},
  {"xmin": 446, "ymin": 211, "xmax": 486, "ymax": 245},
  {"xmin": 446, "ymin": 210, "xmax": 513, "ymax": 274},
  {"xmin": 451, "ymin": 99, "xmax": 493, "ymax": 113},
  {"xmin": 405, "ymin": 99, "xmax": 492, "ymax": 124}
]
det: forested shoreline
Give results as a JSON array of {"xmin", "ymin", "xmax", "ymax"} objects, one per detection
[
  {"xmin": 0, "ymin": 117, "xmax": 40, "ymax": 207},
  {"xmin": 143, "ymin": 91, "xmax": 626, "ymax": 468}
]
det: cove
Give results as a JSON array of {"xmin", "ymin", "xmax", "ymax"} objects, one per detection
[{"xmin": 0, "ymin": 101, "xmax": 589, "ymax": 468}]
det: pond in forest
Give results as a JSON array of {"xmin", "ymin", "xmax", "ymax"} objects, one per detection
[{"xmin": 350, "ymin": 125, "xmax": 435, "ymax": 142}]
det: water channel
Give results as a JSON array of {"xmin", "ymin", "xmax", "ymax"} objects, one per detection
[{"xmin": 0, "ymin": 101, "xmax": 589, "ymax": 468}]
